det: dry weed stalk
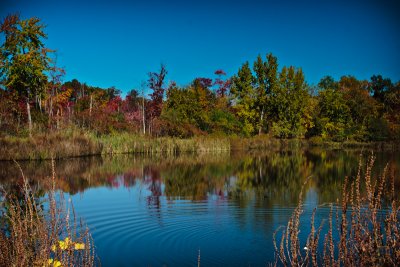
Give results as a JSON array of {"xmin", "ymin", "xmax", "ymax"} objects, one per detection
[
  {"xmin": 0, "ymin": 160, "xmax": 96, "ymax": 266},
  {"xmin": 273, "ymin": 155, "xmax": 400, "ymax": 266}
]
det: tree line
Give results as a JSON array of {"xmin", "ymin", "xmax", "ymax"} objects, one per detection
[{"xmin": 1, "ymin": 14, "xmax": 399, "ymax": 141}]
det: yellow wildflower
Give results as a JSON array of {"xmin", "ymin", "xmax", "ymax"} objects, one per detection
[
  {"xmin": 51, "ymin": 237, "xmax": 84, "ymax": 252},
  {"xmin": 44, "ymin": 259, "xmax": 62, "ymax": 267},
  {"xmin": 57, "ymin": 237, "xmax": 72, "ymax": 250},
  {"xmin": 58, "ymin": 240, "xmax": 67, "ymax": 250},
  {"xmin": 74, "ymin": 243, "xmax": 85, "ymax": 250}
]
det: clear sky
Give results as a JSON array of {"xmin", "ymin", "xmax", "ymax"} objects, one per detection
[{"xmin": 1, "ymin": 0, "xmax": 399, "ymax": 94}]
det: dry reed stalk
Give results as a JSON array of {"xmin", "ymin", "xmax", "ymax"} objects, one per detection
[
  {"xmin": 273, "ymin": 155, "xmax": 400, "ymax": 267},
  {"xmin": 0, "ymin": 160, "xmax": 96, "ymax": 266}
]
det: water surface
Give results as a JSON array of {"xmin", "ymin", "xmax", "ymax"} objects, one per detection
[{"xmin": 0, "ymin": 149, "xmax": 398, "ymax": 266}]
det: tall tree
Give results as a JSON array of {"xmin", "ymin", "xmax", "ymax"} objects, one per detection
[
  {"xmin": 214, "ymin": 69, "xmax": 230, "ymax": 98},
  {"xmin": 253, "ymin": 55, "xmax": 267, "ymax": 134},
  {"xmin": 0, "ymin": 14, "xmax": 52, "ymax": 136},
  {"xmin": 270, "ymin": 66, "xmax": 309, "ymax": 138},
  {"xmin": 231, "ymin": 62, "xmax": 256, "ymax": 136},
  {"xmin": 147, "ymin": 64, "xmax": 167, "ymax": 134},
  {"xmin": 253, "ymin": 53, "xmax": 278, "ymax": 134},
  {"xmin": 369, "ymin": 75, "xmax": 392, "ymax": 103},
  {"xmin": 47, "ymin": 57, "xmax": 66, "ymax": 129},
  {"xmin": 340, "ymin": 76, "xmax": 377, "ymax": 126}
]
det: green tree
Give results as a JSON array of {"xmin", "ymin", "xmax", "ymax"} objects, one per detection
[
  {"xmin": 318, "ymin": 76, "xmax": 338, "ymax": 91},
  {"xmin": 231, "ymin": 62, "xmax": 256, "ymax": 136},
  {"xmin": 339, "ymin": 76, "xmax": 378, "ymax": 140},
  {"xmin": 315, "ymin": 77, "xmax": 351, "ymax": 140},
  {"xmin": 0, "ymin": 14, "xmax": 52, "ymax": 136},
  {"xmin": 270, "ymin": 66, "xmax": 309, "ymax": 138},
  {"xmin": 253, "ymin": 53, "xmax": 279, "ymax": 135},
  {"xmin": 161, "ymin": 83, "xmax": 203, "ymax": 137},
  {"xmin": 369, "ymin": 75, "xmax": 392, "ymax": 103}
]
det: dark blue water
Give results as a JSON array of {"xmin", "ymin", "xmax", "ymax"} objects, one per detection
[{"xmin": 0, "ymin": 149, "xmax": 398, "ymax": 266}]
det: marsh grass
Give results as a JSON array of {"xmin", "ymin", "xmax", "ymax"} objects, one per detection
[
  {"xmin": 0, "ymin": 160, "xmax": 96, "ymax": 266},
  {"xmin": 0, "ymin": 132, "xmax": 102, "ymax": 160},
  {"xmin": 273, "ymin": 155, "xmax": 400, "ymax": 266},
  {"xmin": 2, "ymin": 129, "xmax": 398, "ymax": 160},
  {"xmin": 98, "ymin": 133, "xmax": 231, "ymax": 155}
]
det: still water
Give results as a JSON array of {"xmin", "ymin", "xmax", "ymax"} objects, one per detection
[{"xmin": 0, "ymin": 149, "xmax": 398, "ymax": 266}]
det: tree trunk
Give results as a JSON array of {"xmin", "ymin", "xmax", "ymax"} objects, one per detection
[
  {"xmin": 26, "ymin": 98, "xmax": 32, "ymax": 137},
  {"xmin": 49, "ymin": 95, "xmax": 53, "ymax": 129},
  {"xmin": 258, "ymin": 108, "xmax": 264, "ymax": 135},
  {"xmin": 37, "ymin": 94, "xmax": 42, "ymax": 112},
  {"xmin": 89, "ymin": 94, "xmax": 93, "ymax": 116},
  {"xmin": 142, "ymin": 89, "xmax": 146, "ymax": 135},
  {"xmin": 56, "ymin": 109, "xmax": 60, "ymax": 129}
]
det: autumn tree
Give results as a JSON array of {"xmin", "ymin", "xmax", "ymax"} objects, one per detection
[
  {"xmin": 214, "ymin": 69, "xmax": 230, "ymax": 98},
  {"xmin": 147, "ymin": 64, "xmax": 167, "ymax": 134},
  {"xmin": 0, "ymin": 14, "xmax": 53, "ymax": 136},
  {"xmin": 122, "ymin": 89, "xmax": 147, "ymax": 133}
]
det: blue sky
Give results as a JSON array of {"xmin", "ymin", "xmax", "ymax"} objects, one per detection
[{"xmin": 1, "ymin": 0, "xmax": 399, "ymax": 94}]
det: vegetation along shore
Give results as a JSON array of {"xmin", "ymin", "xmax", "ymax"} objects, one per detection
[{"xmin": 1, "ymin": 131, "xmax": 400, "ymax": 160}]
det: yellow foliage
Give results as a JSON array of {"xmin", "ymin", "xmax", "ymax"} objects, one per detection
[{"xmin": 45, "ymin": 258, "xmax": 62, "ymax": 267}]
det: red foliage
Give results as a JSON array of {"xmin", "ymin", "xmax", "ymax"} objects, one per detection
[
  {"xmin": 214, "ymin": 69, "xmax": 231, "ymax": 98},
  {"xmin": 148, "ymin": 64, "xmax": 167, "ymax": 119},
  {"xmin": 214, "ymin": 69, "xmax": 226, "ymax": 76},
  {"xmin": 105, "ymin": 96, "xmax": 122, "ymax": 113}
]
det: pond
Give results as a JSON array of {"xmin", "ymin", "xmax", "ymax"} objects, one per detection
[{"xmin": 0, "ymin": 149, "xmax": 398, "ymax": 266}]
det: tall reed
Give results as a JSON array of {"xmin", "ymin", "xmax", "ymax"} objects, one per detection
[
  {"xmin": 273, "ymin": 155, "xmax": 400, "ymax": 266},
  {"xmin": 0, "ymin": 160, "xmax": 96, "ymax": 266}
]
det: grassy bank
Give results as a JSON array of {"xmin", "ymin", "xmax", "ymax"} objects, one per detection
[{"xmin": 1, "ymin": 131, "xmax": 399, "ymax": 160}]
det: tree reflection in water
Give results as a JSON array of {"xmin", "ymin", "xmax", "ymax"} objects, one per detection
[{"xmin": 0, "ymin": 149, "xmax": 397, "ymax": 205}]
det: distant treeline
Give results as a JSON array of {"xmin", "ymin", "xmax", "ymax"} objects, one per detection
[{"xmin": 1, "ymin": 14, "xmax": 399, "ymax": 141}]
